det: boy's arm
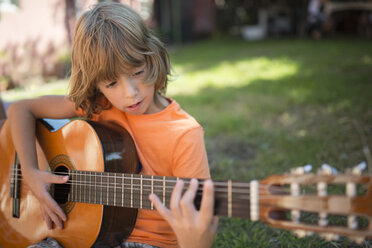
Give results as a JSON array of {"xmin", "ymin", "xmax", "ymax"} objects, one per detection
[{"xmin": 8, "ymin": 95, "xmax": 77, "ymax": 229}]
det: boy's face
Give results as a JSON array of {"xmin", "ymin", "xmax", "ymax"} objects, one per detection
[{"xmin": 97, "ymin": 66, "xmax": 161, "ymax": 115}]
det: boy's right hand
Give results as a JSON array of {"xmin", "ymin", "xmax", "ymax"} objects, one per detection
[{"xmin": 22, "ymin": 168, "xmax": 69, "ymax": 230}]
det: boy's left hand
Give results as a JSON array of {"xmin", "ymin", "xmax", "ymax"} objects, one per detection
[{"xmin": 149, "ymin": 178, "xmax": 219, "ymax": 248}]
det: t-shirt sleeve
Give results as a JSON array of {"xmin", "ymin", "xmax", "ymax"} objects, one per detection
[{"xmin": 172, "ymin": 126, "xmax": 210, "ymax": 179}]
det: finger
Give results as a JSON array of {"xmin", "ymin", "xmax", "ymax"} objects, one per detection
[
  {"xmin": 149, "ymin": 193, "xmax": 173, "ymax": 224},
  {"xmin": 40, "ymin": 205, "xmax": 53, "ymax": 230},
  {"xmin": 42, "ymin": 171, "xmax": 69, "ymax": 184},
  {"xmin": 43, "ymin": 204, "xmax": 63, "ymax": 229},
  {"xmin": 199, "ymin": 179, "xmax": 215, "ymax": 224},
  {"xmin": 42, "ymin": 191, "xmax": 67, "ymax": 222},
  {"xmin": 179, "ymin": 178, "xmax": 198, "ymax": 219},
  {"xmin": 169, "ymin": 180, "xmax": 184, "ymax": 219}
]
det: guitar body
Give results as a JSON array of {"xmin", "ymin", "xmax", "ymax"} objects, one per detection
[{"xmin": 0, "ymin": 119, "xmax": 139, "ymax": 248}]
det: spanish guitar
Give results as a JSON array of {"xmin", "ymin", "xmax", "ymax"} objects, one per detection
[{"xmin": 0, "ymin": 119, "xmax": 371, "ymax": 247}]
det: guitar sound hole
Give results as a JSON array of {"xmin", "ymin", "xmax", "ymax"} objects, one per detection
[{"xmin": 53, "ymin": 166, "xmax": 70, "ymax": 205}]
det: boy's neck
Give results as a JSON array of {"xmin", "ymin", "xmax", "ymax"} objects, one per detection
[{"xmin": 153, "ymin": 93, "xmax": 170, "ymax": 112}]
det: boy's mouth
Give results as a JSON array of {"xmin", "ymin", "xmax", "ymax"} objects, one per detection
[{"xmin": 127, "ymin": 100, "xmax": 142, "ymax": 111}]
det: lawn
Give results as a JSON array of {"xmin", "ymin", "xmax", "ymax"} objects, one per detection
[
  {"xmin": 168, "ymin": 37, "xmax": 372, "ymax": 248},
  {"xmin": 2, "ymin": 37, "xmax": 372, "ymax": 247}
]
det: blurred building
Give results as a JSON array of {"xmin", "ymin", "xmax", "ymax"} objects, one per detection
[
  {"xmin": 152, "ymin": 0, "xmax": 215, "ymax": 43},
  {"xmin": 0, "ymin": 0, "xmax": 150, "ymax": 89},
  {"xmin": 215, "ymin": 0, "xmax": 372, "ymax": 40},
  {"xmin": 0, "ymin": 0, "xmax": 215, "ymax": 90}
]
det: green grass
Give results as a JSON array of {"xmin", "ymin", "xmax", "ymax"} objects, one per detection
[
  {"xmin": 167, "ymin": 37, "xmax": 372, "ymax": 247},
  {"xmin": 2, "ymin": 37, "xmax": 372, "ymax": 247}
]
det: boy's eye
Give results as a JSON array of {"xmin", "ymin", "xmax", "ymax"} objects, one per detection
[
  {"xmin": 106, "ymin": 81, "xmax": 117, "ymax": 88},
  {"xmin": 132, "ymin": 70, "xmax": 144, "ymax": 77}
]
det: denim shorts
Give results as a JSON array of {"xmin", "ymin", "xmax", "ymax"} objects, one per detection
[{"xmin": 27, "ymin": 237, "xmax": 159, "ymax": 248}]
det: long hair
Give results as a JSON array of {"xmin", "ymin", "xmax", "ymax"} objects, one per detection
[{"xmin": 68, "ymin": 2, "xmax": 171, "ymax": 118}]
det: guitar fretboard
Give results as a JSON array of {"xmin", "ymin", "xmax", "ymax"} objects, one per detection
[{"xmin": 59, "ymin": 170, "xmax": 252, "ymax": 219}]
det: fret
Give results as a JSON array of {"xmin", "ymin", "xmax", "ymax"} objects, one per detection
[
  {"xmin": 151, "ymin": 175, "xmax": 154, "ymax": 210},
  {"xmin": 78, "ymin": 171, "xmax": 82, "ymax": 202},
  {"xmin": 90, "ymin": 171, "xmax": 94, "ymax": 204},
  {"xmin": 81, "ymin": 171, "xmax": 86, "ymax": 203},
  {"xmin": 152, "ymin": 175, "xmax": 164, "ymax": 207},
  {"xmin": 82, "ymin": 171, "xmax": 86, "ymax": 203},
  {"xmin": 163, "ymin": 176, "xmax": 166, "ymax": 206},
  {"xmin": 140, "ymin": 175, "xmax": 152, "ymax": 209},
  {"xmin": 131, "ymin": 174, "xmax": 133, "ymax": 208},
  {"xmin": 106, "ymin": 172, "xmax": 110, "ymax": 206},
  {"xmin": 87, "ymin": 172, "xmax": 90, "ymax": 204},
  {"xmin": 122, "ymin": 174, "xmax": 125, "ymax": 207},
  {"xmin": 68, "ymin": 171, "xmax": 71, "ymax": 201},
  {"xmin": 87, "ymin": 172, "xmax": 91, "ymax": 203},
  {"xmin": 83, "ymin": 171, "xmax": 87, "ymax": 203},
  {"xmin": 89, "ymin": 171, "xmax": 94, "ymax": 204},
  {"xmin": 77, "ymin": 171, "xmax": 82, "ymax": 202},
  {"xmin": 122, "ymin": 173, "xmax": 130, "ymax": 208},
  {"xmin": 85, "ymin": 172, "xmax": 89, "ymax": 203},
  {"xmin": 140, "ymin": 175, "xmax": 143, "ymax": 209},
  {"xmin": 132, "ymin": 175, "xmax": 140, "ymax": 209},
  {"xmin": 71, "ymin": 171, "xmax": 75, "ymax": 201},
  {"xmin": 115, "ymin": 173, "xmax": 122, "ymax": 207},
  {"xmin": 228, "ymin": 180, "xmax": 232, "ymax": 218},
  {"xmin": 100, "ymin": 172, "xmax": 103, "ymax": 205},
  {"xmin": 114, "ymin": 173, "xmax": 117, "ymax": 206},
  {"xmin": 94, "ymin": 172, "xmax": 97, "ymax": 204},
  {"xmin": 83, "ymin": 172, "xmax": 86, "ymax": 203}
]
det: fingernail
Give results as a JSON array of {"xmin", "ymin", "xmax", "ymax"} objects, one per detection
[{"xmin": 149, "ymin": 194, "xmax": 154, "ymax": 201}]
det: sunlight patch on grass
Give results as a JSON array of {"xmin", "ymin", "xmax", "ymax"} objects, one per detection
[
  {"xmin": 2, "ymin": 80, "xmax": 69, "ymax": 101},
  {"xmin": 168, "ymin": 57, "xmax": 299, "ymax": 96}
]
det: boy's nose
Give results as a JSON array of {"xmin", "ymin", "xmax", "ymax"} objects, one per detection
[{"xmin": 120, "ymin": 79, "xmax": 139, "ymax": 98}]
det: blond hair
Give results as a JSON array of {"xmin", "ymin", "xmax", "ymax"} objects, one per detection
[{"xmin": 68, "ymin": 1, "xmax": 171, "ymax": 118}]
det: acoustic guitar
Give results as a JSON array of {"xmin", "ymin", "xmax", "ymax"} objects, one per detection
[{"xmin": 0, "ymin": 119, "xmax": 371, "ymax": 247}]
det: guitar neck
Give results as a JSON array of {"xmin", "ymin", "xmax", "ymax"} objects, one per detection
[{"xmin": 59, "ymin": 170, "xmax": 252, "ymax": 219}]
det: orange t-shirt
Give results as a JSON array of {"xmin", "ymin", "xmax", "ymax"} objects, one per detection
[{"xmin": 81, "ymin": 99, "xmax": 210, "ymax": 248}]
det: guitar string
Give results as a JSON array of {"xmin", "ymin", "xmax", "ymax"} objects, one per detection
[
  {"xmin": 12, "ymin": 169, "xmax": 290, "ymax": 194},
  {"xmin": 48, "ymin": 186, "xmax": 286, "ymax": 201},
  {"xmin": 51, "ymin": 189, "xmax": 269, "ymax": 202},
  {"xmin": 52, "ymin": 194, "xmax": 256, "ymax": 217},
  {"xmin": 12, "ymin": 178, "xmax": 290, "ymax": 195},
  {"xmin": 52, "ymin": 192, "xmax": 254, "ymax": 202},
  {"xmin": 12, "ymin": 178, "xmax": 288, "ymax": 197},
  {"xmin": 14, "ymin": 168, "xmax": 259, "ymax": 187}
]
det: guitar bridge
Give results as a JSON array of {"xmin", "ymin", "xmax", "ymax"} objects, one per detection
[{"xmin": 10, "ymin": 154, "xmax": 21, "ymax": 218}]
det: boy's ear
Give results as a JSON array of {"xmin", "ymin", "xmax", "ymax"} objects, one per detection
[{"xmin": 95, "ymin": 86, "xmax": 102, "ymax": 93}]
